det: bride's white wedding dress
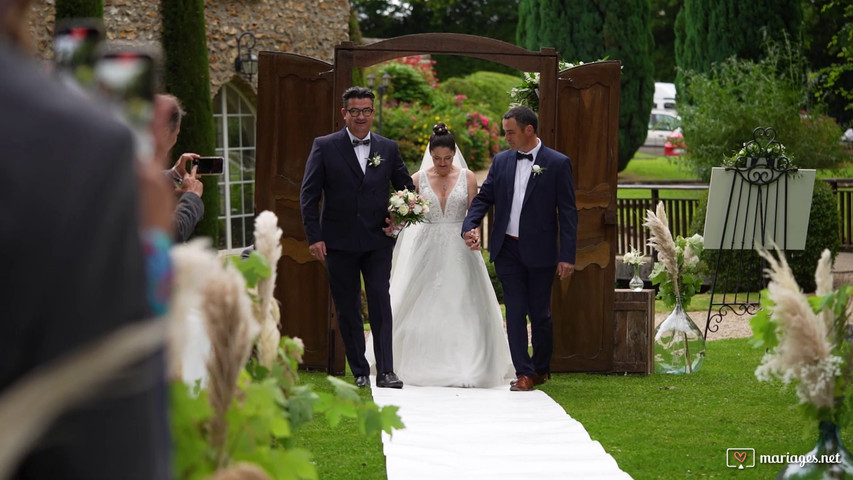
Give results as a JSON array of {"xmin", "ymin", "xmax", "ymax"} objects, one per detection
[{"xmin": 388, "ymin": 169, "xmax": 514, "ymax": 388}]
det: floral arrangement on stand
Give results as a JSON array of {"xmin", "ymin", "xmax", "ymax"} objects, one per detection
[
  {"xmin": 644, "ymin": 201, "xmax": 707, "ymax": 373},
  {"xmin": 750, "ymin": 247, "xmax": 853, "ymax": 476},
  {"xmin": 722, "ymin": 135, "xmax": 797, "ymax": 169}
]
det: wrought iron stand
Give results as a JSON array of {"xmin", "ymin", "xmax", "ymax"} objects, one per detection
[{"xmin": 703, "ymin": 127, "xmax": 800, "ymax": 338}]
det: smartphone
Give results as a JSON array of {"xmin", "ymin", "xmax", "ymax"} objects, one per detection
[
  {"xmin": 93, "ymin": 47, "xmax": 156, "ymax": 130},
  {"xmin": 53, "ymin": 19, "xmax": 105, "ymax": 90},
  {"xmin": 190, "ymin": 156, "xmax": 224, "ymax": 175}
]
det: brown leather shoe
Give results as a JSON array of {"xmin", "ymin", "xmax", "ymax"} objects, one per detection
[
  {"xmin": 532, "ymin": 372, "xmax": 549, "ymax": 386},
  {"xmin": 510, "ymin": 375, "xmax": 534, "ymax": 391},
  {"xmin": 511, "ymin": 373, "xmax": 549, "ymax": 387}
]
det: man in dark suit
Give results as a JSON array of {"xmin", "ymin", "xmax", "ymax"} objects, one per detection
[
  {"xmin": 300, "ymin": 86, "xmax": 413, "ymax": 388},
  {"xmin": 0, "ymin": 0, "xmax": 170, "ymax": 476},
  {"xmin": 462, "ymin": 105, "xmax": 578, "ymax": 392}
]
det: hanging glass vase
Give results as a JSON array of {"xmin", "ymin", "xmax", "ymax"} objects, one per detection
[
  {"xmin": 629, "ymin": 264, "xmax": 644, "ymax": 291},
  {"xmin": 654, "ymin": 296, "xmax": 705, "ymax": 373},
  {"xmin": 777, "ymin": 421, "xmax": 853, "ymax": 479}
]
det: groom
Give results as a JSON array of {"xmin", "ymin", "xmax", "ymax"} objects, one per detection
[
  {"xmin": 300, "ymin": 86, "xmax": 413, "ymax": 388},
  {"xmin": 462, "ymin": 105, "xmax": 577, "ymax": 392}
]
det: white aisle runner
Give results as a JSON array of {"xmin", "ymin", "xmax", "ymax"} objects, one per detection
[{"xmin": 370, "ymin": 381, "xmax": 633, "ymax": 480}]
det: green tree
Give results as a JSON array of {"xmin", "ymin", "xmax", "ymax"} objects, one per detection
[
  {"xmin": 679, "ymin": 41, "xmax": 846, "ymax": 181},
  {"xmin": 801, "ymin": 0, "xmax": 852, "ymax": 126},
  {"xmin": 160, "ymin": 0, "xmax": 218, "ymax": 243},
  {"xmin": 649, "ymin": 0, "xmax": 682, "ymax": 82},
  {"xmin": 675, "ymin": 0, "xmax": 803, "ymax": 82},
  {"xmin": 517, "ymin": 0, "xmax": 655, "ymax": 172},
  {"xmin": 54, "ymin": 0, "xmax": 102, "ymax": 20}
]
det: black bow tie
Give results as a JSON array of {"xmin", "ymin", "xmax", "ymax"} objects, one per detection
[
  {"xmin": 516, "ymin": 151, "xmax": 534, "ymax": 161},
  {"xmin": 353, "ymin": 138, "xmax": 370, "ymax": 147}
]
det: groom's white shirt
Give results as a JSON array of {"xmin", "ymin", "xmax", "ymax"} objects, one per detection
[
  {"xmin": 347, "ymin": 128, "xmax": 371, "ymax": 173},
  {"xmin": 506, "ymin": 138, "xmax": 542, "ymax": 237}
]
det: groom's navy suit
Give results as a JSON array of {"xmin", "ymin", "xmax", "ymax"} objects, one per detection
[
  {"xmin": 301, "ymin": 127, "xmax": 413, "ymax": 377},
  {"xmin": 462, "ymin": 143, "xmax": 577, "ymax": 378}
]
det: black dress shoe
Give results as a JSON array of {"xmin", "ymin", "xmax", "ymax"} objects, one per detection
[
  {"xmin": 355, "ymin": 375, "xmax": 370, "ymax": 388},
  {"xmin": 376, "ymin": 372, "xmax": 404, "ymax": 389}
]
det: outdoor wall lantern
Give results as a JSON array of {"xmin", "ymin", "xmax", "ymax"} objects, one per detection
[
  {"xmin": 234, "ymin": 31, "xmax": 258, "ymax": 81},
  {"xmin": 366, "ymin": 72, "xmax": 392, "ymax": 134}
]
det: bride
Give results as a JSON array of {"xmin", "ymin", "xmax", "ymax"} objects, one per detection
[{"xmin": 382, "ymin": 123, "xmax": 514, "ymax": 388}]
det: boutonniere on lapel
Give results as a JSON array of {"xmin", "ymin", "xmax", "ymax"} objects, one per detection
[
  {"xmin": 531, "ymin": 164, "xmax": 547, "ymax": 177},
  {"xmin": 368, "ymin": 153, "xmax": 383, "ymax": 168}
]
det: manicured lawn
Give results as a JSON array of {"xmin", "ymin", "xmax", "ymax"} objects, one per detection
[
  {"xmin": 545, "ymin": 337, "xmax": 852, "ymax": 480},
  {"xmin": 294, "ymin": 338, "xmax": 851, "ymax": 479},
  {"xmin": 617, "ymin": 152, "xmax": 852, "ymax": 199},
  {"xmin": 293, "ymin": 371, "xmax": 388, "ymax": 480},
  {"xmin": 619, "ymin": 152, "xmax": 700, "ymax": 184}
]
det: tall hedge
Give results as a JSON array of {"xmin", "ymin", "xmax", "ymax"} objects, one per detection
[
  {"xmin": 54, "ymin": 0, "xmax": 102, "ymax": 20},
  {"xmin": 516, "ymin": 0, "xmax": 655, "ymax": 172},
  {"xmin": 674, "ymin": 0, "xmax": 802, "ymax": 82},
  {"xmin": 160, "ymin": 0, "xmax": 218, "ymax": 243}
]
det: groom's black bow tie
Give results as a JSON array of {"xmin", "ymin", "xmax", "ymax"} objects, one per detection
[
  {"xmin": 352, "ymin": 138, "xmax": 371, "ymax": 147},
  {"xmin": 516, "ymin": 151, "xmax": 534, "ymax": 161}
]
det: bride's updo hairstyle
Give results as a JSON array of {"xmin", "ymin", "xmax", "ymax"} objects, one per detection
[{"xmin": 429, "ymin": 123, "xmax": 456, "ymax": 152}]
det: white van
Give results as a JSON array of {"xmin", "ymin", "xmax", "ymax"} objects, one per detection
[{"xmin": 654, "ymin": 82, "xmax": 676, "ymax": 111}]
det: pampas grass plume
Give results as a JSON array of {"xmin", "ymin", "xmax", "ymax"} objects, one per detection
[
  {"xmin": 253, "ymin": 211, "xmax": 283, "ymax": 368},
  {"xmin": 202, "ymin": 261, "xmax": 256, "ymax": 464},
  {"xmin": 644, "ymin": 201, "xmax": 681, "ymax": 298},
  {"xmin": 167, "ymin": 238, "xmax": 218, "ymax": 380},
  {"xmin": 755, "ymin": 247, "xmax": 838, "ymax": 409}
]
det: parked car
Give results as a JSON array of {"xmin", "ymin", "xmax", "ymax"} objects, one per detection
[{"xmin": 645, "ymin": 109, "xmax": 681, "ymax": 147}]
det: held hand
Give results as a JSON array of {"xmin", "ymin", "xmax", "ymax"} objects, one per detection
[
  {"xmin": 383, "ymin": 217, "xmax": 403, "ymax": 238},
  {"xmin": 308, "ymin": 241, "xmax": 327, "ymax": 263},
  {"xmin": 557, "ymin": 262, "xmax": 575, "ymax": 280},
  {"xmin": 464, "ymin": 229, "xmax": 481, "ymax": 250}
]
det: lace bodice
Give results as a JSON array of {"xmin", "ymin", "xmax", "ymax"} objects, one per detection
[{"xmin": 419, "ymin": 169, "xmax": 468, "ymax": 223}]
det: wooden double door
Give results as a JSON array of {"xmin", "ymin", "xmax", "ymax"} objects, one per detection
[{"xmin": 255, "ymin": 34, "xmax": 621, "ymax": 374}]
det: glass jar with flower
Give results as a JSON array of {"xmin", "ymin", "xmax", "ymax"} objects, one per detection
[
  {"xmin": 751, "ymin": 248, "xmax": 853, "ymax": 479},
  {"xmin": 644, "ymin": 202, "xmax": 707, "ymax": 374},
  {"xmin": 622, "ymin": 246, "xmax": 647, "ymax": 291}
]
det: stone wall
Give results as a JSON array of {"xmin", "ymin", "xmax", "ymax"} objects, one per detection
[{"xmin": 26, "ymin": 0, "xmax": 350, "ymax": 95}]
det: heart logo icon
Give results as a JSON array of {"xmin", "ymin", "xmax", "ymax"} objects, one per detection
[{"xmin": 734, "ymin": 451, "xmax": 747, "ymax": 463}]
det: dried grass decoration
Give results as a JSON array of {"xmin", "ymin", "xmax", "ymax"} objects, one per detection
[
  {"xmin": 751, "ymin": 248, "xmax": 853, "ymax": 477},
  {"xmin": 644, "ymin": 202, "xmax": 707, "ymax": 373}
]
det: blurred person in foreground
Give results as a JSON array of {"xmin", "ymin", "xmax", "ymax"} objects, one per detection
[
  {"xmin": 154, "ymin": 93, "xmax": 205, "ymax": 242},
  {"xmin": 0, "ymin": 0, "xmax": 172, "ymax": 477}
]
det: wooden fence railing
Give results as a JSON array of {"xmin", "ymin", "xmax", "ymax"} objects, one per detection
[
  {"xmin": 616, "ymin": 179, "xmax": 853, "ymax": 256},
  {"xmin": 617, "ymin": 184, "xmax": 707, "ymax": 256},
  {"xmin": 826, "ymin": 178, "xmax": 853, "ymax": 249},
  {"xmin": 477, "ymin": 179, "xmax": 853, "ymax": 255}
]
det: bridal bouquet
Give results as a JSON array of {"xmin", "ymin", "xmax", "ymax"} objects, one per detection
[
  {"xmin": 751, "ymin": 248, "xmax": 853, "ymax": 425},
  {"xmin": 388, "ymin": 188, "xmax": 430, "ymax": 227}
]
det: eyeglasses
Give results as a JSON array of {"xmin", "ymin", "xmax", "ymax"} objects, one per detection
[{"xmin": 346, "ymin": 107, "xmax": 375, "ymax": 117}]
